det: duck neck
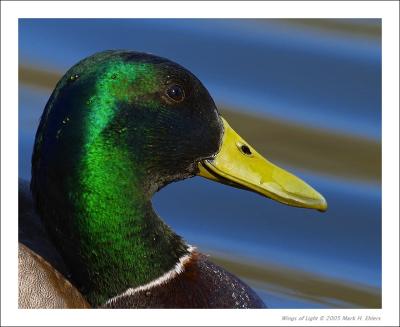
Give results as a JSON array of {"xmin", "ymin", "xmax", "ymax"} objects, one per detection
[{"xmin": 67, "ymin": 138, "xmax": 189, "ymax": 306}]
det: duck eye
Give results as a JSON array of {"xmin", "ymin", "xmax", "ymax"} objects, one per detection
[{"xmin": 166, "ymin": 84, "xmax": 185, "ymax": 102}]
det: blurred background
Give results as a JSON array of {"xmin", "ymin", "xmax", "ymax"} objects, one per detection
[{"xmin": 19, "ymin": 19, "xmax": 381, "ymax": 308}]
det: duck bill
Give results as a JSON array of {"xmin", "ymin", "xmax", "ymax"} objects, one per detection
[{"xmin": 198, "ymin": 117, "xmax": 327, "ymax": 212}]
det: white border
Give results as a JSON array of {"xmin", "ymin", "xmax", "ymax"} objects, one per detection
[{"xmin": 1, "ymin": 1, "xmax": 399, "ymax": 326}]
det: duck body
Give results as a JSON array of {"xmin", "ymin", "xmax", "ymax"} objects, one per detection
[
  {"xmin": 103, "ymin": 251, "xmax": 265, "ymax": 308},
  {"xmin": 18, "ymin": 243, "xmax": 90, "ymax": 309},
  {"xmin": 21, "ymin": 50, "xmax": 326, "ymax": 308}
]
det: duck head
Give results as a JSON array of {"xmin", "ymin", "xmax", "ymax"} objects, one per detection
[{"xmin": 31, "ymin": 50, "xmax": 326, "ymax": 305}]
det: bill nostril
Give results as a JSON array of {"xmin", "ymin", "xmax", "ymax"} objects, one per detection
[
  {"xmin": 236, "ymin": 142, "xmax": 253, "ymax": 156},
  {"xmin": 241, "ymin": 145, "xmax": 252, "ymax": 155}
]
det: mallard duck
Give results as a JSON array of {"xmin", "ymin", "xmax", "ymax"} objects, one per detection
[{"xmin": 19, "ymin": 50, "xmax": 327, "ymax": 308}]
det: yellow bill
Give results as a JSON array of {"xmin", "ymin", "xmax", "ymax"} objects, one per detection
[{"xmin": 198, "ymin": 117, "xmax": 327, "ymax": 212}]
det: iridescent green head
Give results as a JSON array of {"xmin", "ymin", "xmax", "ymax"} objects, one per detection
[
  {"xmin": 31, "ymin": 50, "xmax": 223, "ymax": 305},
  {"xmin": 35, "ymin": 51, "xmax": 222, "ymax": 192}
]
